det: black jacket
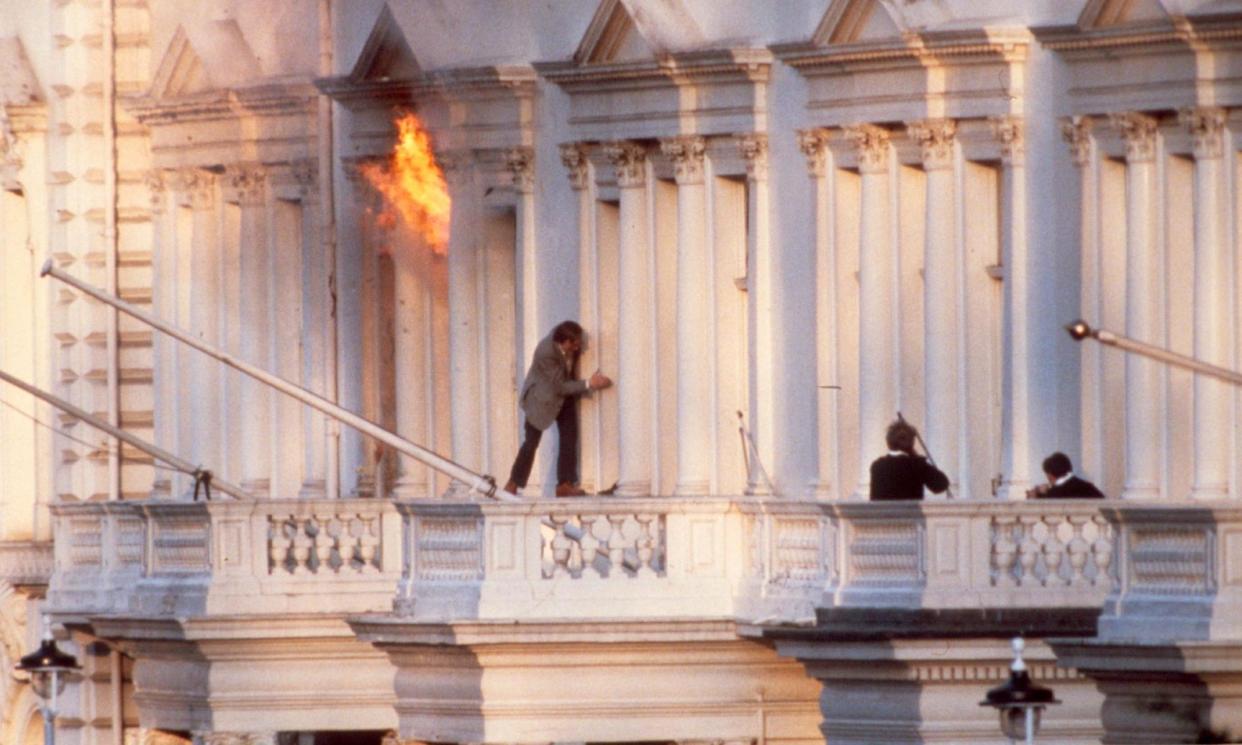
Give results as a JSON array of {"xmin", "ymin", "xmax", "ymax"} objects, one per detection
[
  {"xmin": 869, "ymin": 454, "xmax": 950, "ymax": 501},
  {"xmin": 1042, "ymin": 476, "xmax": 1104, "ymax": 499}
]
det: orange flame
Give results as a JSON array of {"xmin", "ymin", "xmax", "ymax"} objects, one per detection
[{"xmin": 361, "ymin": 112, "xmax": 451, "ymax": 253}]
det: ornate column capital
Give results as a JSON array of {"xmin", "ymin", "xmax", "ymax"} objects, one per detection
[
  {"xmin": 1109, "ymin": 111, "xmax": 1159, "ymax": 163},
  {"xmin": 144, "ymin": 169, "xmax": 167, "ymax": 213},
  {"xmin": 1179, "ymin": 106, "xmax": 1227, "ymax": 160},
  {"xmin": 1060, "ymin": 115, "xmax": 1094, "ymax": 167},
  {"xmin": 602, "ymin": 140, "xmax": 648, "ymax": 188},
  {"xmin": 906, "ymin": 118, "xmax": 957, "ymax": 170},
  {"xmin": 504, "ymin": 146, "xmax": 534, "ymax": 194},
  {"xmin": 659, "ymin": 135, "xmax": 707, "ymax": 185},
  {"xmin": 989, "ymin": 115, "xmax": 1025, "ymax": 165},
  {"xmin": 843, "ymin": 123, "xmax": 891, "ymax": 173},
  {"xmin": 796, "ymin": 128, "xmax": 831, "ymax": 177},
  {"xmin": 437, "ymin": 149, "xmax": 475, "ymax": 186},
  {"xmin": 736, "ymin": 132, "xmax": 768, "ymax": 182},
  {"xmin": 559, "ymin": 142, "xmax": 591, "ymax": 190},
  {"xmin": 225, "ymin": 163, "xmax": 267, "ymax": 206},
  {"xmin": 171, "ymin": 168, "xmax": 216, "ymax": 210}
]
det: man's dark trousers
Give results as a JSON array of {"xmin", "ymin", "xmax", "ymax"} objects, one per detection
[{"xmin": 508, "ymin": 396, "xmax": 578, "ymax": 488}]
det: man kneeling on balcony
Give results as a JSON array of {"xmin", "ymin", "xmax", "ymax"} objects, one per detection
[
  {"xmin": 1029, "ymin": 451, "xmax": 1104, "ymax": 499},
  {"xmin": 869, "ymin": 419, "xmax": 949, "ymax": 500},
  {"xmin": 504, "ymin": 320, "xmax": 613, "ymax": 497}
]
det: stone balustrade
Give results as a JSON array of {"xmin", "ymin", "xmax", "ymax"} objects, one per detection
[
  {"xmin": 394, "ymin": 498, "xmax": 1118, "ymax": 624},
  {"xmin": 55, "ymin": 496, "xmax": 1238, "ymax": 639},
  {"xmin": 47, "ymin": 499, "xmax": 401, "ymax": 618}
]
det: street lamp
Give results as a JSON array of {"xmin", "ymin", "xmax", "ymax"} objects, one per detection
[
  {"xmin": 16, "ymin": 625, "xmax": 80, "ymax": 745},
  {"xmin": 981, "ymin": 637, "xmax": 1058, "ymax": 744}
]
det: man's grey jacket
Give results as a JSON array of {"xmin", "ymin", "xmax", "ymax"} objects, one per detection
[{"xmin": 520, "ymin": 333, "xmax": 589, "ymax": 430}]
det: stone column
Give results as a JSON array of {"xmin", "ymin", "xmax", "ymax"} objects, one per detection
[
  {"xmin": 1181, "ymin": 107, "xmax": 1232, "ymax": 501},
  {"xmin": 391, "ymin": 244, "xmax": 431, "ymax": 499},
  {"xmin": 661, "ymin": 136, "xmax": 712, "ymax": 495},
  {"xmin": 230, "ymin": 164, "xmax": 272, "ymax": 496},
  {"xmin": 1111, "ymin": 112, "xmax": 1162, "ymax": 500},
  {"xmin": 992, "ymin": 116, "xmax": 1032, "ymax": 500},
  {"xmin": 563, "ymin": 143, "xmax": 601, "ymax": 492},
  {"xmin": 738, "ymin": 133, "xmax": 774, "ymax": 495},
  {"xmin": 844, "ymin": 125, "xmax": 894, "ymax": 498},
  {"xmin": 1061, "ymin": 117, "xmax": 1100, "ymax": 480},
  {"xmin": 445, "ymin": 153, "xmax": 482, "ymax": 494},
  {"xmin": 178, "ymin": 170, "xmax": 221, "ymax": 480},
  {"xmin": 907, "ymin": 119, "xmax": 959, "ymax": 495},
  {"xmin": 798, "ymin": 129, "xmax": 837, "ymax": 499},
  {"xmin": 603, "ymin": 140, "xmax": 652, "ymax": 496}
]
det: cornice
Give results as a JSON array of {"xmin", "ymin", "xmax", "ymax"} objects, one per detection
[
  {"xmin": 536, "ymin": 48, "xmax": 772, "ymax": 91},
  {"xmin": 126, "ymin": 82, "xmax": 318, "ymax": 126},
  {"xmin": 773, "ymin": 27, "xmax": 1029, "ymax": 73},
  {"xmin": 316, "ymin": 64, "xmax": 537, "ymax": 112},
  {"xmin": 1034, "ymin": 14, "xmax": 1242, "ymax": 54}
]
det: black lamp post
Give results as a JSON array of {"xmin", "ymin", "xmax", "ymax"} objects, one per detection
[
  {"xmin": 981, "ymin": 637, "xmax": 1059, "ymax": 744},
  {"xmin": 16, "ymin": 626, "xmax": 80, "ymax": 745}
]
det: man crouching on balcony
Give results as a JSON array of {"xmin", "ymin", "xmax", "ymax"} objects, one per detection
[
  {"xmin": 869, "ymin": 419, "xmax": 949, "ymax": 500},
  {"xmin": 504, "ymin": 320, "xmax": 613, "ymax": 498}
]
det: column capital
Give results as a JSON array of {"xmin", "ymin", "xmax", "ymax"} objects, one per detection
[
  {"xmin": 505, "ymin": 146, "xmax": 535, "ymax": 193},
  {"xmin": 1060, "ymin": 115, "xmax": 1094, "ymax": 167},
  {"xmin": 171, "ymin": 168, "xmax": 216, "ymax": 210},
  {"xmin": 796, "ymin": 128, "xmax": 831, "ymax": 177},
  {"xmin": 736, "ymin": 132, "xmax": 768, "ymax": 182},
  {"xmin": 438, "ymin": 149, "xmax": 475, "ymax": 186},
  {"xmin": 989, "ymin": 115, "xmax": 1025, "ymax": 165},
  {"xmin": 602, "ymin": 140, "xmax": 647, "ymax": 188},
  {"xmin": 1109, "ymin": 111, "xmax": 1159, "ymax": 163},
  {"xmin": 843, "ymin": 123, "xmax": 890, "ymax": 173},
  {"xmin": 659, "ymin": 135, "xmax": 707, "ymax": 184},
  {"xmin": 906, "ymin": 118, "xmax": 957, "ymax": 170},
  {"xmin": 559, "ymin": 142, "xmax": 591, "ymax": 190},
  {"xmin": 224, "ymin": 163, "xmax": 267, "ymax": 206},
  {"xmin": 1179, "ymin": 106, "xmax": 1227, "ymax": 160},
  {"xmin": 145, "ymin": 169, "xmax": 167, "ymax": 213}
]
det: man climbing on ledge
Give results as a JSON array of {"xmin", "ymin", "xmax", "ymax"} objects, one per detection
[{"xmin": 504, "ymin": 320, "xmax": 612, "ymax": 498}]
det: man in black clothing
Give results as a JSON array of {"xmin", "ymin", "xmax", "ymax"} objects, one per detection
[
  {"xmin": 1031, "ymin": 451, "xmax": 1104, "ymax": 499},
  {"xmin": 869, "ymin": 419, "xmax": 950, "ymax": 500}
]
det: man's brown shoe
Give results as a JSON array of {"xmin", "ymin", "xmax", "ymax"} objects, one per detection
[
  {"xmin": 503, "ymin": 480, "xmax": 520, "ymax": 496},
  {"xmin": 555, "ymin": 482, "xmax": 587, "ymax": 498}
]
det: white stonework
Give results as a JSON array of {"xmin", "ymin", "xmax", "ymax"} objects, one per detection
[{"xmin": 2, "ymin": 0, "xmax": 1242, "ymax": 743}]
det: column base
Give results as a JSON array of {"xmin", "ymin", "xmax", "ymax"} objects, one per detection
[
  {"xmin": 614, "ymin": 481, "xmax": 652, "ymax": 498},
  {"xmin": 298, "ymin": 479, "xmax": 326, "ymax": 500},
  {"xmin": 240, "ymin": 478, "xmax": 271, "ymax": 499}
]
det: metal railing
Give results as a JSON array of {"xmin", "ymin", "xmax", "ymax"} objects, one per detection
[{"xmin": 41, "ymin": 259, "xmax": 513, "ymax": 502}]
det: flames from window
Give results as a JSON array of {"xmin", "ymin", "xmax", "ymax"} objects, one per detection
[{"xmin": 361, "ymin": 112, "xmax": 450, "ymax": 254}]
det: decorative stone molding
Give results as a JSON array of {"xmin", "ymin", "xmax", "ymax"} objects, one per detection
[
  {"xmin": 268, "ymin": 510, "xmax": 383, "ymax": 576},
  {"xmin": 0, "ymin": 540, "xmax": 53, "ymax": 589},
  {"xmin": 989, "ymin": 115, "xmax": 1025, "ymax": 165},
  {"xmin": 1179, "ymin": 106, "xmax": 1227, "ymax": 160},
  {"xmin": 1060, "ymin": 115, "xmax": 1094, "ymax": 167},
  {"xmin": 170, "ymin": 168, "xmax": 216, "ymax": 210},
  {"xmin": 906, "ymin": 118, "xmax": 957, "ymax": 170},
  {"xmin": 124, "ymin": 728, "xmax": 192, "ymax": 745},
  {"xmin": 144, "ymin": 169, "xmax": 167, "ymax": 212},
  {"xmin": 659, "ymin": 136, "xmax": 706, "ymax": 185},
  {"xmin": 504, "ymin": 146, "xmax": 534, "ymax": 193},
  {"xmin": 795, "ymin": 128, "xmax": 830, "ymax": 177},
  {"xmin": 224, "ymin": 163, "xmax": 267, "ymax": 206},
  {"xmin": 559, "ymin": 142, "xmax": 591, "ymax": 190},
  {"xmin": 736, "ymin": 133, "xmax": 768, "ymax": 182},
  {"xmin": 602, "ymin": 140, "xmax": 647, "ymax": 188},
  {"xmin": 842, "ymin": 124, "xmax": 890, "ymax": 173},
  {"xmin": 1109, "ymin": 111, "xmax": 1159, "ymax": 163},
  {"xmin": 192, "ymin": 732, "xmax": 276, "ymax": 745}
]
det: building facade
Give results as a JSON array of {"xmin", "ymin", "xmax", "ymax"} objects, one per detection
[{"xmin": 1, "ymin": 0, "xmax": 1241, "ymax": 742}]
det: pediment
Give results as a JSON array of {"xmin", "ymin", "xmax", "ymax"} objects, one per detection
[
  {"xmin": 149, "ymin": 21, "xmax": 261, "ymax": 100},
  {"xmin": 1078, "ymin": 0, "xmax": 1170, "ymax": 28},
  {"xmin": 813, "ymin": 0, "xmax": 903, "ymax": 45},
  {"xmin": 349, "ymin": 4, "xmax": 420, "ymax": 83},
  {"xmin": 574, "ymin": 0, "xmax": 660, "ymax": 64}
]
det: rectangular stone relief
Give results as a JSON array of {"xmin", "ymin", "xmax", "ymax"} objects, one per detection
[
  {"xmin": 488, "ymin": 519, "xmax": 519, "ymax": 575},
  {"xmin": 689, "ymin": 517, "xmax": 718, "ymax": 575},
  {"xmin": 931, "ymin": 523, "xmax": 961, "ymax": 581},
  {"xmin": 1128, "ymin": 526, "xmax": 1213, "ymax": 595},
  {"xmin": 151, "ymin": 516, "xmax": 211, "ymax": 574},
  {"xmin": 415, "ymin": 516, "xmax": 482, "ymax": 581}
]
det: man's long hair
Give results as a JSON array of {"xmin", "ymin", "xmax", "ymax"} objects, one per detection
[
  {"xmin": 885, "ymin": 420, "xmax": 916, "ymax": 454},
  {"xmin": 552, "ymin": 320, "xmax": 584, "ymax": 345}
]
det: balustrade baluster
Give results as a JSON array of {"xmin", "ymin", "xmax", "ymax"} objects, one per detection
[
  {"xmin": 291, "ymin": 519, "xmax": 313, "ymax": 575},
  {"xmin": 992, "ymin": 516, "xmax": 1019, "ymax": 587},
  {"xmin": 579, "ymin": 514, "xmax": 601, "ymax": 577},
  {"xmin": 357, "ymin": 515, "xmax": 380, "ymax": 573},
  {"xmin": 1066, "ymin": 515, "xmax": 1091, "ymax": 586},
  {"xmin": 1092, "ymin": 516, "xmax": 1114, "ymax": 587},
  {"xmin": 1043, "ymin": 516, "xmax": 1068, "ymax": 587},
  {"xmin": 1017, "ymin": 517, "xmax": 1041, "ymax": 586}
]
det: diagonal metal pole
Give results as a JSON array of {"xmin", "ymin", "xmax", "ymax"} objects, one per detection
[
  {"xmin": 1066, "ymin": 320, "xmax": 1242, "ymax": 387},
  {"xmin": 0, "ymin": 367, "xmax": 251, "ymax": 500},
  {"xmin": 42, "ymin": 259, "xmax": 512, "ymax": 501}
]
